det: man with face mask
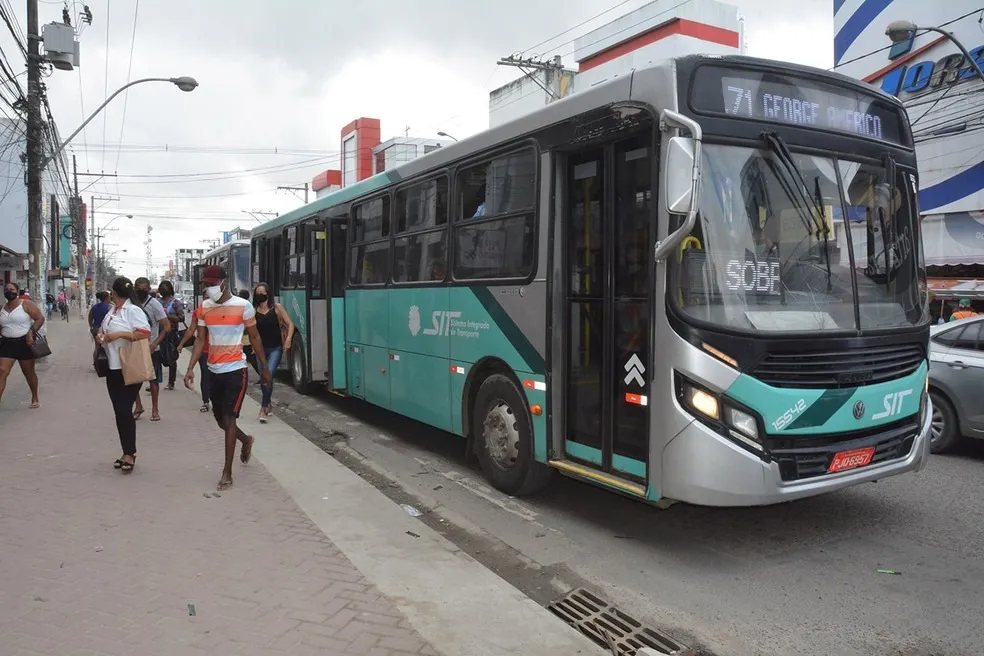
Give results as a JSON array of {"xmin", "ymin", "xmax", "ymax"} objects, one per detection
[
  {"xmin": 132, "ymin": 277, "xmax": 169, "ymax": 421},
  {"xmin": 184, "ymin": 266, "xmax": 270, "ymax": 491}
]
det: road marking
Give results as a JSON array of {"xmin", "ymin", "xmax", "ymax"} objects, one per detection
[{"xmin": 439, "ymin": 470, "xmax": 539, "ymax": 522}]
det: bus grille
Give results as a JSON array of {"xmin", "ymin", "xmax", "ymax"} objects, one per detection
[
  {"xmin": 769, "ymin": 416, "xmax": 919, "ymax": 482},
  {"xmin": 753, "ymin": 344, "xmax": 924, "ymax": 389}
]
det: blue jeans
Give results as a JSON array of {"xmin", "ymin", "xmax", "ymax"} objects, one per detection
[{"xmin": 257, "ymin": 347, "xmax": 282, "ymax": 408}]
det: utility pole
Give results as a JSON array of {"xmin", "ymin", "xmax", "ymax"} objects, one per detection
[
  {"xmin": 242, "ymin": 209, "xmax": 279, "ymax": 223},
  {"xmin": 72, "ymin": 154, "xmax": 86, "ymax": 313},
  {"xmin": 276, "ymin": 184, "xmax": 309, "ymax": 203},
  {"xmin": 497, "ymin": 54, "xmax": 565, "ymax": 100},
  {"xmin": 26, "ymin": 0, "xmax": 44, "ymax": 301},
  {"xmin": 91, "ymin": 195, "xmax": 119, "ymax": 291}
]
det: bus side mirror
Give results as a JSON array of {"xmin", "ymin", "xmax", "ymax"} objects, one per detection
[{"xmin": 664, "ymin": 136, "xmax": 697, "ymax": 216}]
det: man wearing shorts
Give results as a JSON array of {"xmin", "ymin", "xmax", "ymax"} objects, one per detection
[{"xmin": 184, "ymin": 265, "xmax": 270, "ymax": 491}]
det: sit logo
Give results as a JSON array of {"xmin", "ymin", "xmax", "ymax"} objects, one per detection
[{"xmin": 409, "ymin": 305, "xmax": 461, "ymax": 337}]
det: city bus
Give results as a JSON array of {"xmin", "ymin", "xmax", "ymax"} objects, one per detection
[
  {"xmin": 250, "ymin": 54, "xmax": 932, "ymax": 507},
  {"xmin": 192, "ymin": 239, "xmax": 251, "ymax": 309}
]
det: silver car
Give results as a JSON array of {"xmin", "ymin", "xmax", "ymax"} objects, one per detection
[{"xmin": 928, "ymin": 314, "xmax": 984, "ymax": 453}]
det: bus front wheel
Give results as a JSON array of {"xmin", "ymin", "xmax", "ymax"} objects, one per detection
[
  {"xmin": 289, "ymin": 338, "xmax": 314, "ymax": 396},
  {"xmin": 472, "ymin": 374, "xmax": 551, "ymax": 497}
]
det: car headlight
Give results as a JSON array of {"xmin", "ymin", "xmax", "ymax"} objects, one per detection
[{"xmin": 678, "ymin": 376, "xmax": 763, "ymax": 453}]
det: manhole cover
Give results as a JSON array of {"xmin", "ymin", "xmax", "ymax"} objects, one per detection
[{"xmin": 548, "ymin": 588, "xmax": 694, "ymax": 656}]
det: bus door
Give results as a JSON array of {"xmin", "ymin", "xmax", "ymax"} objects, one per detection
[
  {"xmin": 561, "ymin": 132, "xmax": 654, "ymax": 485},
  {"xmin": 325, "ymin": 217, "xmax": 348, "ymax": 390},
  {"xmin": 305, "ymin": 219, "xmax": 330, "ymax": 384},
  {"xmin": 192, "ymin": 263, "xmax": 205, "ymax": 309}
]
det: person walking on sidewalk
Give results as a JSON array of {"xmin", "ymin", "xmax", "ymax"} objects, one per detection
[
  {"xmin": 132, "ymin": 277, "xmax": 169, "ymax": 422},
  {"xmin": 251, "ymin": 283, "xmax": 294, "ymax": 423},
  {"xmin": 0, "ymin": 282, "xmax": 45, "ymax": 408},
  {"xmin": 177, "ymin": 293, "xmax": 212, "ymax": 413},
  {"xmin": 96, "ymin": 277, "xmax": 151, "ymax": 473},
  {"xmin": 184, "ymin": 265, "xmax": 270, "ymax": 491},
  {"xmin": 158, "ymin": 280, "xmax": 185, "ymax": 391}
]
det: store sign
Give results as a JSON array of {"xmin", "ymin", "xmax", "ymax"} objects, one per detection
[{"xmin": 880, "ymin": 44, "xmax": 984, "ymax": 97}]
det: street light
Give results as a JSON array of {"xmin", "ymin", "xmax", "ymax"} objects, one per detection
[
  {"xmin": 42, "ymin": 76, "xmax": 199, "ymax": 168},
  {"xmin": 437, "ymin": 131, "xmax": 458, "ymax": 142},
  {"xmin": 885, "ymin": 20, "xmax": 984, "ymax": 83}
]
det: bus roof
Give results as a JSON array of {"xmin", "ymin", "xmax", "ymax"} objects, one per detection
[{"xmin": 251, "ymin": 54, "xmax": 906, "ymax": 238}]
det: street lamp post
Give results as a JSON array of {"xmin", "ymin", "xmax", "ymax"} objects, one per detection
[
  {"xmin": 437, "ymin": 131, "xmax": 458, "ymax": 142},
  {"xmin": 41, "ymin": 77, "xmax": 199, "ymax": 169},
  {"xmin": 885, "ymin": 20, "xmax": 984, "ymax": 84},
  {"xmin": 27, "ymin": 74, "xmax": 198, "ymax": 304}
]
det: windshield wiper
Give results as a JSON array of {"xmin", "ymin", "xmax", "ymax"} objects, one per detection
[
  {"xmin": 813, "ymin": 175, "xmax": 833, "ymax": 292},
  {"xmin": 761, "ymin": 133, "xmax": 827, "ymax": 239}
]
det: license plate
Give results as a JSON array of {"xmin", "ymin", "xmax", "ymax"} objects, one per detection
[{"xmin": 828, "ymin": 446, "xmax": 875, "ymax": 473}]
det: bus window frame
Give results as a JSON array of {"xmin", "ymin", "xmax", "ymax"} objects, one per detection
[
  {"xmin": 391, "ymin": 173, "xmax": 451, "ymax": 286},
  {"xmin": 348, "ymin": 192, "xmax": 393, "ymax": 288},
  {"xmin": 449, "ymin": 142, "xmax": 540, "ymax": 286},
  {"xmin": 306, "ymin": 218, "xmax": 326, "ymax": 299}
]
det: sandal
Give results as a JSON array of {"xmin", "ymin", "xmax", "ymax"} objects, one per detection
[
  {"xmin": 132, "ymin": 409, "xmax": 145, "ymax": 420},
  {"xmin": 120, "ymin": 458, "xmax": 135, "ymax": 473},
  {"xmin": 113, "ymin": 458, "xmax": 124, "ymax": 469},
  {"xmin": 258, "ymin": 408, "xmax": 268, "ymax": 424},
  {"xmin": 150, "ymin": 414, "xmax": 161, "ymax": 422},
  {"xmin": 200, "ymin": 403, "xmax": 210, "ymax": 413}
]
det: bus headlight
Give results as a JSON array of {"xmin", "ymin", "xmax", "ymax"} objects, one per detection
[
  {"xmin": 726, "ymin": 406, "xmax": 759, "ymax": 442},
  {"xmin": 677, "ymin": 375, "xmax": 764, "ymax": 453},
  {"xmin": 682, "ymin": 383, "xmax": 719, "ymax": 420}
]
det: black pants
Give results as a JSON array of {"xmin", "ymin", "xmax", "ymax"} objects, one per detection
[
  {"xmin": 168, "ymin": 361, "xmax": 178, "ymax": 387},
  {"xmin": 106, "ymin": 369, "xmax": 141, "ymax": 455},
  {"xmin": 199, "ymin": 353, "xmax": 211, "ymax": 405}
]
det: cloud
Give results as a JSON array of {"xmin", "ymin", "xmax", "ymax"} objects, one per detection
[{"xmin": 3, "ymin": 0, "xmax": 834, "ymax": 278}]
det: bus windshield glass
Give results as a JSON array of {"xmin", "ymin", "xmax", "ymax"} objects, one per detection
[
  {"xmin": 232, "ymin": 245, "xmax": 250, "ymax": 295},
  {"xmin": 672, "ymin": 143, "xmax": 927, "ymax": 334}
]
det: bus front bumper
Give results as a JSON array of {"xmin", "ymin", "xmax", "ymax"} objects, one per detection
[{"xmin": 660, "ymin": 397, "xmax": 933, "ymax": 507}]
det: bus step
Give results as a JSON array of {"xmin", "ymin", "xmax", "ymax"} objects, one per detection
[
  {"xmin": 548, "ymin": 587, "xmax": 694, "ymax": 656},
  {"xmin": 548, "ymin": 460, "xmax": 646, "ymax": 497}
]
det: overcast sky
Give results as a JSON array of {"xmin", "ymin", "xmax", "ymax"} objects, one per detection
[{"xmin": 12, "ymin": 0, "xmax": 832, "ymax": 279}]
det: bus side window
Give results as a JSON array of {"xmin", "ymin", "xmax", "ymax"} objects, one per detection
[
  {"xmin": 350, "ymin": 197, "xmax": 391, "ymax": 286},
  {"xmin": 453, "ymin": 148, "xmax": 536, "ymax": 281},
  {"xmin": 283, "ymin": 226, "xmax": 300, "ymax": 288},
  {"xmin": 306, "ymin": 222, "xmax": 322, "ymax": 297}
]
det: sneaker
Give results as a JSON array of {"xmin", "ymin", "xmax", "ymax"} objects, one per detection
[{"xmin": 258, "ymin": 408, "xmax": 268, "ymax": 424}]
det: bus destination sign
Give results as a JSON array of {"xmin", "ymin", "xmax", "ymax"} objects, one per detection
[{"xmin": 690, "ymin": 67, "xmax": 906, "ymax": 146}]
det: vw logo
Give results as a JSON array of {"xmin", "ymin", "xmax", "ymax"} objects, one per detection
[{"xmin": 852, "ymin": 401, "xmax": 865, "ymax": 420}]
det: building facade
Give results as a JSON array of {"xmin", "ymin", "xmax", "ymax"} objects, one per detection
[
  {"xmin": 489, "ymin": 0, "xmax": 742, "ymax": 128},
  {"xmin": 311, "ymin": 120, "xmax": 453, "ymax": 197},
  {"xmin": 834, "ymin": 0, "xmax": 984, "ymax": 304}
]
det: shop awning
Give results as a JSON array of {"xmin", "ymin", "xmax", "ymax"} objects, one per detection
[
  {"xmin": 920, "ymin": 211, "xmax": 984, "ymax": 266},
  {"xmin": 927, "ymin": 278, "xmax": 984, "ymax": 300}
]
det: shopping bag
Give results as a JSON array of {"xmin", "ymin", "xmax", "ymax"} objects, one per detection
[
  {"xmin": 120, "ymin": 339, "xmax": 154, "ymax": 386},
  {"xmin": 30, "ymin": 332, "xmax": 52, "ymax": 359}
]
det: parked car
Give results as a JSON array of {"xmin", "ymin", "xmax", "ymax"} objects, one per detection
[{"xmin": 927, "ymin": 314, "xmax": 984, "ymax": 453}]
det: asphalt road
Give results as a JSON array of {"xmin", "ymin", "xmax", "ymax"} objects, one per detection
[{"xmin": 242, "ymin": 369, "xmax": 984, "ymax": 656}]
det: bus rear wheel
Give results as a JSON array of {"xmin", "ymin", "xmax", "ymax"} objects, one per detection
[
  {"xmin": 472, "ymin": 374, "xmax": 551, "ymax": 497},
  {"xmin": 289, "ymin": 338, "xmax": 313, "ymax": 395}
]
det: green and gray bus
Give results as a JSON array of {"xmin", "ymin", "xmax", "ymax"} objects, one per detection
[{"xmin": 250, "ymin": 54, "xmax": 932, "ymax": 506}]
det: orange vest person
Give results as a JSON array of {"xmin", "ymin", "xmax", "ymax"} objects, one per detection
[{"xmin": 949, "ymin": 299, "xmax": 979, "ymax": 322}]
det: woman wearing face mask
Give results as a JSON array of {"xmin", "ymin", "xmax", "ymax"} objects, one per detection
[
  {"xmin": 251, "ymin": 283, "xmax": 293, "ymax": 423},
  {"xmin": 0, "ymin": 282, "xmax": 45, "ymax": 407},
  {"xmin": 96, "ymin": 277, "xmax": 151, "ymax": 473}
]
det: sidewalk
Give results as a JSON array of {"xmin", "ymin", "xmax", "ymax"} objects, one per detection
[{"xmin": 0, "ymin": 321, "xmax": 602, "ymax": 656}]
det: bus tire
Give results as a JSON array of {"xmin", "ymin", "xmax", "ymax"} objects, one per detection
[
  {"xmin": 472, "ymin": 374, "xmax": 551, "ymax": 497},
  {"xmin": 289, "ymin": 337, "xmax": 314, "ymax": 396},
  {"xmin": 929, "ymin": 391, "xmax": 959, "ymax": 454}
]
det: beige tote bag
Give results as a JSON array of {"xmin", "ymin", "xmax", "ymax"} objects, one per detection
[{"xmin": 120, "ymin": 339, "xmax": 155, "ymax": 386}]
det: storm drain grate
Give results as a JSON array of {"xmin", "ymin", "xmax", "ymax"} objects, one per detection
[{"xmin": 548, "ymin": 588, "xmax": 694, "ymax": 656}]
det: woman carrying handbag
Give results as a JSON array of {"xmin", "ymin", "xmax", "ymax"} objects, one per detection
[
  {"xmin": 96, "ymin": 277, "xmax": 152, "ymax": 473},
  {"xmin": 0, "ymin": 281, "xmax": 46, "ymax": 408}
]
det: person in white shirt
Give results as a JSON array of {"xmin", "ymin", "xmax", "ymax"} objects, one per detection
[
  {"xmin": 96, "ymin": 277, "xmax": 151, "ymax": 473},
  {"xmin": 0, "ymin": 281, "xmax": 46, "ymax": 407}
]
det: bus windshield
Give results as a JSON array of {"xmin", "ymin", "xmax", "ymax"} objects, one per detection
[
  {"xmin": 672, "ymin": 143, "xmax": 927, "ymax": 334},
  {"xmin": 232, "ymin": 245, "xmax": 250, "ymax": 295}
]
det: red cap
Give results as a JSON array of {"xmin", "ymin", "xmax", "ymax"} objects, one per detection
[{"xmin": 202, "ymin": 265, "xmax": 226, "ymax": 283}]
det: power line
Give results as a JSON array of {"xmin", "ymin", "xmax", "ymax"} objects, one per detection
[
  {"xmin": 113, "ymin": 0, "xmax": 139, "ymax": 174},
  {"xmin": 520, "ymin": 0, "xmax": 637, "ymax": 57},
  {"xmin": 100, "ymin": 0, "xmax": 109, "ymax": 171}
]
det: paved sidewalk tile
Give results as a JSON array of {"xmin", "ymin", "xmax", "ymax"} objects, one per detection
[{"xmin": 0, "ymin": 321, "xmax": 440, "ymax": 656}]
